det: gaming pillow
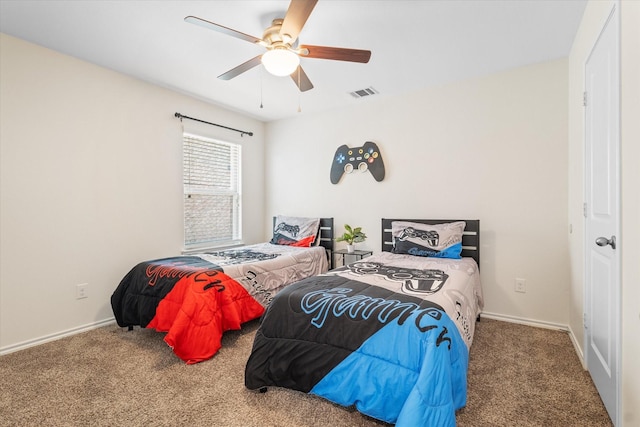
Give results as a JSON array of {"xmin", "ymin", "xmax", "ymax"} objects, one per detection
[
  {"xmin": 391, "ymin": 221, "xmax": 466, "ymax": 259},
  {"xmin": 270, "ymin": 216, "xmax": 321, "ymax": 247}
]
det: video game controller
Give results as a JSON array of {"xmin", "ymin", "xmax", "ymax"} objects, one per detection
[
  {"xmin": 397, "ymin": 227, "xmax": 439, "ymax": 247},
  {"xmin": 330, "ymin": 141, "xmax": 385, "ymax": 184}
]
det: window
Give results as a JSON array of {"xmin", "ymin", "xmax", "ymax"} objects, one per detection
[{"xmin": 183, "ymin": 133, "xmax": 241, "ymax": 250}]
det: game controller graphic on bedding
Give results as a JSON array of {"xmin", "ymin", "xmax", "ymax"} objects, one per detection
[
  {"xmin": 330, "ymin": 141, "xmax": 385, "ymax": 184},
  {"xmin": 347, "ymin": 261, "xmax": 449, "ymax": 295},
  {"xmin": 397, "ymin": 227, "xmax": 439, "ymax": 247}
]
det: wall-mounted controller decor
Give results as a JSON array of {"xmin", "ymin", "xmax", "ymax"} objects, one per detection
[{"xmin": 330, "ymin": 141, "xmax": 385, "ymax": 184}]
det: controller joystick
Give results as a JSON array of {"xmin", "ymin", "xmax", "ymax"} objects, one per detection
[{"xmin": 330, "ymin": 141, "xmax": 385, "ymax": 184}]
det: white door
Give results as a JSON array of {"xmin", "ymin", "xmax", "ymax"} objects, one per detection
[{"xmin": 584, "ymin": 4, "xmax": 620, "ymax": 425}]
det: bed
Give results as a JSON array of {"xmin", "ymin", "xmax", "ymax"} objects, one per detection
[
  {"xmin": 111, "ymin": 216, "xmax": 334, "ymax": 364},
  {"xmin": 244, "ymin": 219, "xmax": 482, "ymax": 426}
]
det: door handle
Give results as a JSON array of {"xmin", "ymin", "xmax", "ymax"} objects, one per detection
[{"xmin": 595, "ymin": 235, "xmax": 616, "ymax": 250}]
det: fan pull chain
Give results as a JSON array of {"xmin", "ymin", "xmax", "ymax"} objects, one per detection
[
  {"xmin": 297, "ymin": 67, "xmax": 302, "ymax": 113},
  {"xmin": 260, "ymin": 68, "xmax": 264, "ymax": 109}
]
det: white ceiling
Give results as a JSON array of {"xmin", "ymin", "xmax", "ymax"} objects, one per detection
[{"xmin": 0, "ymin": 0, "xmax": 586, "ymax": 122}]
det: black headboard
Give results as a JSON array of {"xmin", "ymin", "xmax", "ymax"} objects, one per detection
[
  {"xmin": 272, "ymin": 217, "xmax": 334, "ymax": 268},
  {"xmin": 381, "ymin": 219, "xmax": 480, "ymax": 268},
  {"xmin": 317, "ymin": 218, "xmax": 334, "ymax": 253}
]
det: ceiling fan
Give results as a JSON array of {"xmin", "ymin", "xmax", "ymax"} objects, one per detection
[{"xmin": 185, "ymin": 0, "xmax": 371, "ymax": 92}]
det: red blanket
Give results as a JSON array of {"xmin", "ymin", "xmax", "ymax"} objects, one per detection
[
  {"xmin": 148, "ymin": 269, "xmax": 264, "ymax": 364},
  {"xmin": 111, "ymin": 257, "xmax": 264, "ymax": 364}
]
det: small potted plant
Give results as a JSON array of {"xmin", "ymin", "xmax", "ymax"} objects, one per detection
[{"xmin": 336, "ymin": 224, "xmax": 367, "ymax": 253}]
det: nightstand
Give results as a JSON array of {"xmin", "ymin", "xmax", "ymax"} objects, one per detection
[{"xmin": 333, "ymin": 249, "xmax": 373, "ymax": 268}]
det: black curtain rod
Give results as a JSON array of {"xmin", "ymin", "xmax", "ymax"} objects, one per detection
[{"xmin": 174, "ymin": 112, "xmax": 253, "ymax": 137}]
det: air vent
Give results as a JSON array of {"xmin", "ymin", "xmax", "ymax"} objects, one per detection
[{"xmin": 349, "ymin": 86, "xmax": 379, "ymax": 99}]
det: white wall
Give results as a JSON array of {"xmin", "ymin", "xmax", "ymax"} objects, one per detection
[
  {"xmin": 568, "ymin": 0, "xmax": 640, "ymax": 424},
  {"xmin": 0, "ymin": 34, "xmax": 266, "ymax": 351},
  {"xmin": 265, "ymin": 59, "xmax": 570, "ymax": 327}
]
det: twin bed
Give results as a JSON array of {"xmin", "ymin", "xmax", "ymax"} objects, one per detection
[
  {"xmin": 245, "ymin": 219, "xmax": 482, "ymax": 426},
  {"xmin": 111, "ymin": 216, "xmax": 334, "ymax": 364},
  {"xmin": 111, "ymin": 217, "xmax": 482, "ymax": 426}
]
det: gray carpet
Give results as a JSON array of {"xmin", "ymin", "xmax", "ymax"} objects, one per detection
[{"xmin": 0, "ymin": 318, "xmax": 612, "ymax": 426}]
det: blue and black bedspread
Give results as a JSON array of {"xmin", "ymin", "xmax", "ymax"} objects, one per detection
[{"xmin": 245, "ymin": 257, "xmax": 475, "ymax": 427}]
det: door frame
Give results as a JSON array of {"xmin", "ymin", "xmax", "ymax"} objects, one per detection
[{"xmin": 583, "ymin": 1, "xmax": 621, "ymax": 424}]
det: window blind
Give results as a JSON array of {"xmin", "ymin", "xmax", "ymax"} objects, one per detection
[{"xmin": 183, "ymin": 133, "xmax": 241, "ymax": 249}]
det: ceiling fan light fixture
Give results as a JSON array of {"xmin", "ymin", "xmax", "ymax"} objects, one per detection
[{"xmin": 261, "ymin": 48, "xmax": 300, "ymax": 77}]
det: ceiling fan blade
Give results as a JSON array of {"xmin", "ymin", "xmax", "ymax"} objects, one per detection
[
  {"xmin": 290, "ymin": 66, "xmax": 314, "ymax": 92},
  {"xmin": 280, "ymin": 0, "xmax": 318, "ymax": 43},
  {"xmin": 185, "ymin": 16, "xmax": 264, "ymax": 45},
  {"xmin": 218, "ymin": 55, "xmax": 263, "ymax": 80},
  {"xmin": 299, "ymin": 45, "xmax": 371, "ymax": 63}
]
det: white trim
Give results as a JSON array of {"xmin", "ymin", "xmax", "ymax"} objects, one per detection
[
  {"xmin": 0, "ymin": 318, "xmax": 116, "ymax": 356},
  {"xmin": 480, "ymin": 311, "xmax": 567, "ymax": 332},
  {"xmin": 582, "ymin": 3, "xmax": 621, "ymax": 424},
  {"xmin": 567, "ymin": 324, "xmax": 587, "ymax": 370},
  {"xmin": 1, "ymin": 312, "xmax": 588, "ymax": 372},
  {"xmin": 181, "ymin": 240, "xmax": 245, "ymax": 255}
]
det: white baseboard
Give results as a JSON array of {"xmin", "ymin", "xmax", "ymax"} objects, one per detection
[
  {"xmin": 567, "ymin": 324, "xmax": 587, "ymax": 369},
  {"xmin": 480, "ymin": 311, "xmax": 587, "ymax": 368},
  {"xmin": 480, "ymin": 311, "xmax": 568, "ymax": 331},
  {"xmin": 1, "ymin": 313, "xmax": 589, "ymax": 371},
  {"xmin": 0, "ymin": 318, "xmax": 116, "ymax": 356}
]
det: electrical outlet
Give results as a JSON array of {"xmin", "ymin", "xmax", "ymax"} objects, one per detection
[
  {"xmin": 76, "ymin": 283, "xmax": 88, "ymax": 299},
  {"xmin": 515, "ymin": 278, "xmax": 526, "ymax": 293}
]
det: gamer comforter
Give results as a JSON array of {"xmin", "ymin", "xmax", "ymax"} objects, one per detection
[
  {"xmin": 245, "ymin": 252, "xmax": 483, "ymax": 427},
  {"xmin": 111, "ymin": 243, "xmax": 328, "ymax": 364}
]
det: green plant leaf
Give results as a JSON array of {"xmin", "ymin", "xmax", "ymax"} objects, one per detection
[{"xmin": 335, "ymin": 224, "xmax": 366, "ymax": 245}]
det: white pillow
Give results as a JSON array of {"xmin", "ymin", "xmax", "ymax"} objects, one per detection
[{"xmin": 391, "ymin": 221, "xmax": 466, "ymax": 259}]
